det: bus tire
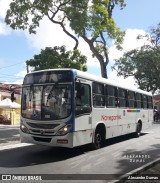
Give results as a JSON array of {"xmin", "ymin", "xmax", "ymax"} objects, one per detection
[
  {"xmin": 92, "ymin": 125, "xmax": 105, "ymax": 149},
  {"xmin": 134, "ymin": 122, "xmax": 142, "ymax": 138}
]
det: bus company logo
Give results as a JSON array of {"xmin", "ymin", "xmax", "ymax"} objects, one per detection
[
  {"xmin": 40, "ymin": 129, "xmax": 44, "ymax": 135},
  {"xmin": 101, "ymin": 115, "xmax": 121, "ymax": 121},
  {"xmin": 38, "ymin": 129, "xmax": 55, "ymax": 135}
]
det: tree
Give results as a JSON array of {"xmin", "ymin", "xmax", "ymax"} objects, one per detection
[
  {"xmin": 113, "ymin": 23, "xmax": 160, "ymax": 93},
  {"xmin": 26, "ymin": 46, "xmax": 87, "ymax": 72},
  {"xmin": 5, "ymin": 0, "xmax": 126, "ymax": 78}
]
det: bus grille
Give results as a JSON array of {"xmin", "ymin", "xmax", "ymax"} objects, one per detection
[
  {"xmin": 27, "ymin": 122, "xmax": 59, "ymax": 129},
  {"xmin": 33, "ymin": 137, "xmax": 52, "ymax": 143}
]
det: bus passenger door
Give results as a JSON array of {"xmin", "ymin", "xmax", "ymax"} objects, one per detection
[{"xmin": 73, "ymin": 82, "xmax": 92, "ymax": 147}]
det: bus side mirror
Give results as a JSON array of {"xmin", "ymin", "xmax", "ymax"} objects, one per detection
[{"xmin": 11, "ymin": 91, "xmax": 16, "ymax": 102}]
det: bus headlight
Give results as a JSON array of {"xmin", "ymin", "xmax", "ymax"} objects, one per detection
[
  {"xmin": 20, "ymin": 123, "xmax": 29, "ymax": 133},
  {"xmin": 56, "ymin": 124, "xmax": 72, "ymax": 136}
]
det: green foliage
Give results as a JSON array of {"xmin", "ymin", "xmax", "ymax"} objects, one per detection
[
  {"xmin": 5, "ymin": 0, "xmax": 125, "ymax": 41},
  {"xmin": 113, "ymin": 23, "xmax": 160, "ymax": 93},
  {"xmin": 26, "ymin": 46, "xmax": 87, "ymax": 71},
  {"xmin": 5, "ymin": 0, "xmax": 126, "ymax": 78}
]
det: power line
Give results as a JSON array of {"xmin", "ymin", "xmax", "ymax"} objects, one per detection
[
  {"xmin": 0, "ymin": 76, "xmax": 23, "ymax": 79},
  {"xmin": 0, "ymin": 79, "xmax": 23, "ymax": 84},
  {"xmin": 0, "ymin": 62, "xmax": 25, "ymax": 70},
  {"xmin": 0, "ymin": 73, "xmax": 18, "ymax": 76}
]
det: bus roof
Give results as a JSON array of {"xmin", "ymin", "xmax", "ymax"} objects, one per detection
[
  {"xmin": 74, "ymin": 69, "xmax": 152, "ymax": 96},
  {"xmin": 26, "ymin": 68, "xmax": 152, "ymax": 96}
]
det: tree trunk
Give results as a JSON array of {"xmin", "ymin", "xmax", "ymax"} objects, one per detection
[
  {"xmin": 81, "ymin": 35, "xmax": 108, "ymax": 78},
  {"xmin": 90, "ymin": 45, "xmax": 108, "ymax": 78},
  {"xmin": 100, "ymin": 61, "xmax": 108, "ymax": 78}
]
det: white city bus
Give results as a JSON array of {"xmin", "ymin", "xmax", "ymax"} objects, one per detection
[{"xmin": 19, "ymin": 69, "xmax": 153, "ymax": 149}]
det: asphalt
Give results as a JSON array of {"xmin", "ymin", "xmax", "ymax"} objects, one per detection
[
  {"xmin": 0, "ymin": 124, "xmax": 20, "ymax": 147},
  {"xmin": 0, "ymin": 124, "xmax": 160, "ymax": 183},
  {"xmin": 113, "ymin": 158, "xmax": 160, "ymax": 183}
]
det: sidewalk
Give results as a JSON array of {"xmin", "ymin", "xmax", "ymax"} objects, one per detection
[{"xmin": 0, "ymin": 124, "xmax": 20, "ymax": 129}]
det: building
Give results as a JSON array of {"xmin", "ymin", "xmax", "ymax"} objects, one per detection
[
  {"xmin": 0, "ymin": 83, "xmax": 21, "ymax": 125},
  {"xmin": 153, "ymin": 94, "xmax": 160, "ymax": 110}
]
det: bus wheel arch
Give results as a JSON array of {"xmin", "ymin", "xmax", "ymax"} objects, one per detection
[
  {"xmin": 135, "ymin": 120, "xmax": 142, "ymax": 137},
  {"xmin": 92, "ymin": 123, "xmax": 106, "ymax": 149}
]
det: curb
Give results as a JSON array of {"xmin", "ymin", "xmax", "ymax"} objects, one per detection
[
  {"xmin": 0, "ymin": 125, "xmax": 19, "ymax": 129},
  {"xmin": 110, "ymin": 158, "xmax": 160, "ymax": 183}
]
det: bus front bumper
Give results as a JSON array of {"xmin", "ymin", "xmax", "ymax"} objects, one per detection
[{"xmin": 20, "ymin": 130, "xmax": 73, "ymax": 148}]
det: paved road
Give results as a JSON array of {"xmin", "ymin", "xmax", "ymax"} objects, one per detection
[
  {"xmin": 0, "ymin": 124, "xmax": 160, "ymax": 182},
  {"xmin": 0, "ymin": 125, "xmax": 20, "ymax": 147}
]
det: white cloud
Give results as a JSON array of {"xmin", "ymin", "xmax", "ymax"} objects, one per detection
[
  {"xmin": 108, "ymin": 69, "xmax": 138, "ymax": 89},
  {"xmin": 25, "ymin": 20, "xmax": 149, "ymax": 89},
  {"xmin": 2, "ymin": 70, "xmax": 26, "ymax": 84},
  {"xmin": 0, "ymin": 21, "xmax": 11, "ymax": 35},
  {"xmin": 0, "ymin": 0, "xmax": 11, "ymax": 18},
  {"xmin": 25, "ymin": 17, "xmax": 100, "ymax": 68},
  {"xmin": 12, "ymin": 79, "xmax": 23, "ymax": 84},
  {"xmin": 0, "ymin": 0, "xmax": 12, "ymax": 35},
  {"xmin": 108, "ymin": 29, "xmax": 148, "ymax": 61},
  {"xmin": 26, "ymin": 25, "xmax": 149, "ymax": 72},
  {"xmin": 107, "ymin": 29, "xmax": 150, "ymax": 88},
  {"xmin": 4, "ymin": 79, "xmax": 22, "ymax": 84},
  {"xmin": 15, "ymin": 70, "xmax": 27, "ymax": 78},
  {"xmin": 78, "ymin": 37, "xmax": 100, "ymax": 68},
  {"xmin": 13, "ymin": 67, "xmax": 27, "ymax": 84},
  {"xmin": 25, "ymin": 17, "xmax": 75, "ymax": 51}
]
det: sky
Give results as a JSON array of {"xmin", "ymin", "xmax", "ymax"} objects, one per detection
[{"xmin": 0, "ymin": 0, "xmax": 160, "ymax": 88}]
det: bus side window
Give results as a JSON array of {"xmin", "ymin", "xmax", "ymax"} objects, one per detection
[
  {"xmin": 118, "ymin": 88, "xmax": 127, "ymax": 108},
  {"xmin": 136, "ymin": 93, "xmax": 142, "ymax": 108},
  {"xmin": 128, "ymin": 91, "xmax": 135, "ymax": 108},
  {"xmin": 105, "ymin": 85, "xmax": 117, "ymax": 107},
  {"xmin": 92, "ymin": 82, "xmax": 105, "ymax": 107},
  {"xmin": 143, "ymin": 95, "xmax": 148, "ymax": 109}
]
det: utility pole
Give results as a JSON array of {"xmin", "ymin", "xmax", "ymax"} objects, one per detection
[{"xmin": 26, "ymin": 63, "xmax": 29, "ymax": 73}]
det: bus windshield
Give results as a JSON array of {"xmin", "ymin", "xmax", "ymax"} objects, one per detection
[{"xmin": 21, "ymin": 84, "xmax": 72, "ymax": 120}]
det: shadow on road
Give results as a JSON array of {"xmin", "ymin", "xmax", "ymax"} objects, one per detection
[
  {"xmin": 114, "ymin": 136, "xmax": 160, "ymax": 175},
  {"xmin": 104, "ymin": 132, "xmax": 147, "ymax": 147},
  {"xmin": 0, "ymin": 132, "xmax": 149, "ymax": 168}
]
